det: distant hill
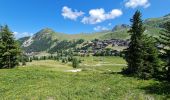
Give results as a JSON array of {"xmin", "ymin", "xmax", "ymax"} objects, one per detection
[
  {"xmin": 144, "ymin": 13, "xmax": 170, "ymax": 28},
  {"xmin": 100, "ymin": 14, "xmax": 170, "ymax": 40},
  {"xmin": 21, "ymin": 28, "xmax": 59, "ymax": 53},
  {"xmin": 19, "ymin": 13, "xmax": 170, "ymax": 53}
]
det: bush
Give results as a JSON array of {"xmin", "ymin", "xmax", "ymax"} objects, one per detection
[
  {"xmin": 29, "ymin": 58, "xmax": 32, "ymax": 62},
  {"xmin": 62, "ymin": 58, "xmax": 65, "ymax": 63},
  {"xmin": 68, "ymin": 56, "xmax": 73, "ymax": 62},
  {"xmin": 22, "ymin": 60, "xmax": 26, "ymax": 66},
  {"xmin": 72, "ymin": 58, "xmax": 79, "ymax": 68}
]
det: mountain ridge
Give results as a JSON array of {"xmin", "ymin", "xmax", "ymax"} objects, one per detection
[{"xmin": 19, "ymin": 13, "xmax": 170, "ymax": 53}]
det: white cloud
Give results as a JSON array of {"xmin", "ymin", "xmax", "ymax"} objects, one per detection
[
  {"xmin": 125, "ymin": 0, "xmax": 150, "ymax": 8},
  {"xmin": 13, "ymin": 32, "xmax": 19, "ymax": 36},
  {"xmin": 82, "ymin": 8, "xmax": 122, "ymax": 24},
  {"xmin": 62, "ymin": 6, "xmax": 84, "ymax": 20},
  {"xmin": 94, "ymin": 26, "xmax": 109, "ymax": 31},
  {"xmin": 13, "ymin": 32, "xmax": 33, "ymax": 39},
  {"xmin": 108, "ymin": 23, "xmax": 112, "ymax": 26}
]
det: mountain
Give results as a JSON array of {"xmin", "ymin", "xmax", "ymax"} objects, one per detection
[
  {"xmin": 19, "ymin": 28, "xmax": 93, "ymax": 53},
  {"xmin": 112, "ymin": 24, "xmax": 130, "ymax": 32},
  {"xmin": 144, "ymin": 13, "xmax": 170, "ymax": 28},
  {"xmin": 164, "ymin": 13, "xmax": 170, "ymax": 17},
  {"xmin": 18, "ymin": 36, "xmax": 30, "ymax": 45},
  {"xmin": 21, "ymin": 28, "xmax": 58, "ymax": 53},
  {"xmin": 19, "ymin": 13, "xmax": 170, "ymax": 53},
  {"xmin": 101, "ymin": 14, "xmax": 170, "ymax": 40}
]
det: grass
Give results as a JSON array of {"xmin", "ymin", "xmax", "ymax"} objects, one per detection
[
  {"xmin": 0, "ymin": 57, "xmax": 169, "ymax": 100},
  {"xmin": 101, "ymin": 30, "xmax": 130, "ymax": 40},
  {"xmin": 56, "ymin": 31, "xmax": 107, "ymax": 41},
  {"xmin": 78, "ymin": 56, "xmax": 126, "ymax": 65},
  {"xmin": 26, "ymin": 60, "xmax": 72, "ymax": 71}
]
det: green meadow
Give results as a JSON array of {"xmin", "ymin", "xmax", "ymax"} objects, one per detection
[{"xmin": 0, "ymin": 56, "xmax": 169, "ymax": 100}]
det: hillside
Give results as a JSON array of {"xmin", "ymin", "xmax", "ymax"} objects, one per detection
[
  {"xmin": 21, "ymin": 28, "xmax": 58, "ymax": 53},
  {"xmin": 19, "ymin": 13, "xmax": 170, "ymax": 53},
  {"xmin": 144, "ymin": 13, "xmax": 170, "ymax": 28},
  {"xmin": 101, "ymin": 14, "xmax": 170, "ymax": 40}
]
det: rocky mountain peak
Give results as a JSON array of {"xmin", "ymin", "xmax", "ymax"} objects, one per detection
[{"xmin": 112, "ymin": 24, "xmax": 130, "ymax": 32}]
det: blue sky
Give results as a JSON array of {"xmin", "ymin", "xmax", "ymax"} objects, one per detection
[{"xmin": 0, "ymin": 0, "xmax": 170, "ymax": 38}]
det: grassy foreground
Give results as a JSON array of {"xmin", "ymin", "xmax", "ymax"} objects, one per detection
[{"xmin": 0, "ymin": 57, "xmax": 169, "ymax": 100}]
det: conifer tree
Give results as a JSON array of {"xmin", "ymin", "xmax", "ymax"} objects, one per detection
[
  {"xmin": 159, "ymin": 21, "xmax": 170, "ymax": 81},
  {"xmin": 123, "ymin": 11, "xmax": 161, "ymax": 79},
  {"xmin": 139, "ymin": 36, "xmax": 161, "ymax": 79},
  {"xmin": 0, "ymin": 25, "xmax": 20, "ymax": 69},
  {"xmin": 123, "ymin": 11, "xmax": 145, "ymax": 75}
]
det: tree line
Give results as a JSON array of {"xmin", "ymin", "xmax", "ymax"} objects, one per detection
[{"xmin": 20, "ymin": 50, "xmax": 80, "ymax": 68}]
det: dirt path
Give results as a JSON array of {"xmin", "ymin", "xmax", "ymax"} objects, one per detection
[{"xmin": 80, "ymin": 63, "xmax": 127, "ymax": 67}]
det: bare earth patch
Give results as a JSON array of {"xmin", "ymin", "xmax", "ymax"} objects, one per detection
[{"xmin": 65, "ymin": 69, "xmax": 82, "ymax": 72}]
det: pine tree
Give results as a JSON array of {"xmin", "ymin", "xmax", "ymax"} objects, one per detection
[
  {"xmin": 123, "ymin": 11, "xmax": 161, "ymax": 79},
  {"xmin": 139, "ymin": 36, "xmax": 161, "ymax": 79},
  {"xmin": 0, "ymin": 25, "xmax": 20, "ymax": 69},
  {"xmin": 123, "ymin": 11, "xmax": 145, "ymax": 75},
  {"xmin": 159, "ymin": 21, "xmax": 170, "ymax": 81}
]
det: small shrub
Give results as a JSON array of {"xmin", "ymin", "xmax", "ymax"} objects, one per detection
[
  {"xmin": 29, "ymin": 58, "xmax": 32, "ymax": 62},
  {"xmin": 72, "ymin": 58, "xmax": 79, "ymax": 68},
  {"xmin": 22, "ymin": 60, "xmax": 26, "ymax": 66},
  {"xmin": 62, "ymin": 58, "xmax": 65, "ymax": 63}
]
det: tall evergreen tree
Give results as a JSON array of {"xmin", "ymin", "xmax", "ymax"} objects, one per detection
[
  {"xmin": 0, "ymin": 25, "xmax": 20, "ymax": 69},
  {"xmin": 123, "ymin": 11, "xmax": 145, "ymax": 75},
  {"xmin": 159, "ymin": 21, "xmax": 170, "ymax": 81},
  {"xmin": 139, "ymin": 36, "xmax": 161, "ymax": 79},
  {"xmin": 123, "ymin": 11, "xmax": 161, "ymax": 79}
]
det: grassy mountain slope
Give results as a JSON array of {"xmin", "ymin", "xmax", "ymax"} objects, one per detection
[
  {"xmin": 144, "ymin": 14, "xmax": 170, "ymax": 28},
  {"xmin": 100, "ymin": 29, "xmax": 130, "ymax": 40},
  {"xmin": 18, "ymin": 36, "xmax": 30, "ymax": 45},
  {"xmin": 55, "ymin": 32, "xmax": 106, "ymax": 40},
  {"xmin": 101, "ymin": 14, "xmax": 170, "ymax": 40},
  {"xmin": 22, "ymin": 28, "xmax": 58, "ymax": 52},
  {"xmin": 19, "ymin": 13, "xmax": 170, "ymax": 53}
]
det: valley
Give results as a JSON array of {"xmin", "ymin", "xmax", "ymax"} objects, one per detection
[
  {"xmin": 18, "ymin": 14, "xmax": 170, "ymax": 55},
  {"xmin": 0, "ymin": 1, "xmax": 170, "ymax": 99}
]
